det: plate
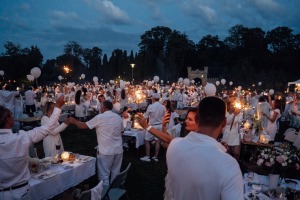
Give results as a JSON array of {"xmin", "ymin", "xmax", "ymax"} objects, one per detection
[
  {"xmin": 78, "ymin": 156, "xmax": 92, "ymax": 163},
  {"xmin": 34, "ymin": 170, "xmax": 59, "ymax": 180}
]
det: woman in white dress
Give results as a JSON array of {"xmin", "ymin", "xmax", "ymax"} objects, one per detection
[
  {"xmin": 221, "ymin": 100, "xmax": 243, "ymax": 160},
  {"xmin": 262, "ymin": 97, "xmax": 281, "ymax": 141},
  {"xmin": 75, "ymin": 90, "xmax": 86, "ymax": 121},
  {"xmin": 42, "ymin": 102, "xmax": 68, "ymax": 157}
]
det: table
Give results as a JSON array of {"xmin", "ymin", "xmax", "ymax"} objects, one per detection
[
  {"xmin": 123, "ymin": 130, "xmax": 146, "ymax": 148},
  {"xmin": 29, "ymin": 155, "xmax": 96, "ymax": 200},
  {"xmin": 15, "ymin": 116, "xmax": 41, "ymax": 130},
  {"xmin": 244, "ymin": 173, "xmax": 300, "ymax": 199}
]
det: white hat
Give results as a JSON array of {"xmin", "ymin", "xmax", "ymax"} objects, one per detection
[{"xmin": 152, "ymin": 93, "xmax": 160, "ymax": 99}]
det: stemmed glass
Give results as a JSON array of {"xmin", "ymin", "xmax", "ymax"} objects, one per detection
[{"xmin": 267, "ymin": 188, "xmax": 276, "ymax": 199}]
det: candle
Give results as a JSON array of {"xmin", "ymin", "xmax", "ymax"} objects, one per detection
[{"xmin": 61, "ymin": 151, "xmax": 70, "ymax": 162}]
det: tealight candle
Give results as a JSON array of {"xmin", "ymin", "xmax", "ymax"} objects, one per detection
[{"xmin": 61, "ymin": 151, "xmax": 70, "ymax": 162}]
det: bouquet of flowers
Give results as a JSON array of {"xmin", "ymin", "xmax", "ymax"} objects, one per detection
[
  {"xmin": 252, "ymin": 115, "xmax": 263, "ymax": 135},
  {"xmin": 252, "ymin": 143, "xmax": 300, "ymax": 174}
]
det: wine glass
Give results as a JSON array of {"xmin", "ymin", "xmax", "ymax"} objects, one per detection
[{"xmin": 267, "ymin": 188, "xmax": 276, "ymax": 199}]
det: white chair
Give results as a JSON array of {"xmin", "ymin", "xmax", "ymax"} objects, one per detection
[
  {"xmin": 293, "ymin": 131, "xmax": 300, "ymax": 148},
  {"xmin": 284, "ymin": 128, "xmax": 297, "ymax": 143}
]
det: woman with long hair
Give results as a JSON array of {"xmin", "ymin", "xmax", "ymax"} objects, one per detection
[
  {"xmin": 42, "ymin": 101, "xmax": 68, "ymax": 157},
  {"xmin": 75, "ymin": 90, "xmax": 85, "ymax": 121},
  {"xmin": 262, "ymin": 95, "xmax": 281, "ymax": 141}
]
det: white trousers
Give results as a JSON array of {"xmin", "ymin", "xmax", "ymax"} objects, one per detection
[
  {"xmin": 96, "ymin": 152, "xmax": 123, "ymax": 186},
  {"xmin": 0, "ymin": 185, "xmax": 29, "ymax": 200}
]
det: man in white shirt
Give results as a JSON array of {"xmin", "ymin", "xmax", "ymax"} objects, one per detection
[
  {"xmin": 65, "ymin": 100, "xmax": 123, "ymax": 186},
  {"xmin": 140, "ymin": 93, "xmax": 166, "ymax": 162},
  {"xmin": 0, "ymin": 96, "xmax": 65, "ymax": 200},
  {"xmin": 0, "ymin": 84, "xmax": 19, "ymax": 116},
  {"xmin": 24, "ymin": 86, "xmax": 37, "ymax": 115},
  {"xmin": 139, "ymin": 97, "xmax": 244, "ymax": 199}
]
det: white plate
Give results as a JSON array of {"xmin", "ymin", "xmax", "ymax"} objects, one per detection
[
  {"xmin": 34, "ymin": 170, "xmax": 59, "ymax": 180},
  {"xmin": 78, "ymin": 156, "xmax": 92, "ymax": 163}
]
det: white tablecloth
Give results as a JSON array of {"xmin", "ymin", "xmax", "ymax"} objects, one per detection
[
  {"xmin": 126, "ymin": 102, "xmax": 147, "ymax": 111},
  {"xmin": 29, "ymin": 156, "xmax": 96, "ymax": 200},
  {"xmin": 123, "ymin": 130, "xmax": 146, "ymax": 148}
]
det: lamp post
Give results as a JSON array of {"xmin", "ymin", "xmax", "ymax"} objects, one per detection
[{"xmin": 130, "ymin": 63, "xmax": 135, "ymax": 85}]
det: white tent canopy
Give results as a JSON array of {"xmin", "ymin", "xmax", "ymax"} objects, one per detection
[{"xmin": 288, "ymin": 79, "xmax": 300, "ymax": 86}]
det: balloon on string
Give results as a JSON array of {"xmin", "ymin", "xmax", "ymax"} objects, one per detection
[
  {"xmin": 30, "ymin": 67, "xmax": 41, "ymax": 79},
  {"xmin": 0, "ymin": 70, "xmax": 4, "ymax": 76},
  {"xmin": 204, "ymin": 83, "xmax": 216, "ymax": 96},
  {"xmin": 269, "ymin": 89, "xmax": 274, "ymax": 95},
  {"xmin": 27, "ymin": 75, "xmax": 34, "ymax": 81},
  {"xmin": 178, "ymin": 77, "xmax": 183, "ymax": 83},
  {"xmin": 120, "ymin": 81, "xmax": 126, "ymax": 89},
  {"xmin": 153, "ymin": 76, "xmax": 159, "ymax": 83},
  {"xmin": 258, "ymin": 82, "xmax": 262, "ymax": 86},
  {"xmin": 191, "ymin": 80, "xmax": 195, "ymax": 84},
  {"xmin": 183, "ymin": 78, "xmax": 190, "ymax": 86},
  {"xmin": 221, "ymin": 79, "xmax": 226, "ymax": 85},
  {"xmin": 58, "ymin": 75, "xmax": 63, "ymax": 81},
  {"xmin": 93, "ymin": 76, "xmax": 98, "ymax": 82},
  {"xmin": 229, "ymin": 81, "xmax": 233, "ymax": 86},
  {"xmin": 81, "ymin": 74, "xmax": 85, "ymax": 79},
  {"xmin": 160, "ymin": 80, "xmax": 164, "ymax": 84},
  {"xmin": 216, "ymin": 81, "xmax": 220, "ymax": 86}
]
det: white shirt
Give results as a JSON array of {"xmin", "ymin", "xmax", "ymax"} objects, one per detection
[
  {"xmin": 0, "ymin": 90, "xmax": 19, "ymax": 115},
  {"xmin": 41, "ymin": 116, "xmax": 68, "ymax": 157},
  {"xmin": 86, "ymin": 111, "xmax": 123, "ymax": 155},
  {"xmin": 144, "ymin": 101, "xmax": 166, "ymax": 126},
  {"xmin": 166, "ymin": 132, "xmax": 244, "ymax": 200},
  {"xmin": 24, "ymin": 90, "xmax": 36, "ymax": 105},
  {"xmin": 222, "ymin": 112, "xmax": 243, "ymax": 146},
  {"xmin": 0, "ymin": 107, "xmax": 61, "ymax": 189}
]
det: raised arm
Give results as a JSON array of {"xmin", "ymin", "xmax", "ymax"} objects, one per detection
[{"xmin": 65, "ymin": 117, "xmax": 89, "ymax": 129}]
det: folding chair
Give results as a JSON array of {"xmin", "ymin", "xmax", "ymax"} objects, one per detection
[{"xmin": 101, "ymin": 162, "xmax": 131, "ymax": 200}]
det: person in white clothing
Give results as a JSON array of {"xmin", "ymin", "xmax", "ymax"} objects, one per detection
[
  {"xmin": 0, "ymin": 84, "xmax": 19, "ymax": 116},
  {"xmin": 262, "ymin": 97, "xmax": 281, "ymax": 141},
  {"xmin": 0, "ymin": 96, "xmax": 65, "ymax": 200},
  {"xmin": 65, "ymin": 100, "xmax": 124, "ymax": 186},
  {"xmin": 221, "ymin": 100, "xmax": 243, "ymax": 160},
  {"xmin": 42, "ymin": 101, "xmax": 68, "ymax": 157},
  {"xmin": 139, "ymin": 97, "xmax": 243, "ymax": 200},
  {"xmin": 24, "ymin": 86, "xmax": 37, "ymax": 115},
  {"xmin": 140, "ymin": 93, "xmax": 166, "ymax": 162}
]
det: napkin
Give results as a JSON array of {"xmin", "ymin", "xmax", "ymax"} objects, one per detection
[{"xmin": 91, "ymin": 180, "xmax": 103, "ymax": 200}]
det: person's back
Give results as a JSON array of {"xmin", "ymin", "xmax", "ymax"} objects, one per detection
[{"xmin": 167, "ymin": 133, "xmax": 242, "ymax": 200}]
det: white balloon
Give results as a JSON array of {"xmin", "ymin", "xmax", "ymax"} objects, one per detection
[
  {"xmin": 81, "ymin": 74, "xmax": 85, "ymax": 79},
  {"xmin": 221, "ymin": 79, "xmax": 226, "ymax": 85},
  {"xmin": 160, "ymin": 80, "xmax": 164, "ymax": 84},
  {"xmin": 178, "ymin": 77, "xmax": 183, "ymax": 83},
  {"xmin": 0, "ymin": 70, "xmax": 4, "ymax": 76},
  {"xmin": 204, "ymin": 83, "xmax": 216, "ymax": 96},
  {"xmin": 183, "ymin": 78, "xmax": 190, "ymax": 86},
  {"xmin": 120, "ymin": 82, "xmax": 126, "ymax": 89},
  {"xmin": 269, "ymin": 89, "xmax": 274, "ymax": 95},
  {"xmin": 93, "ymin": 76, "xmax": 98, "ymax": 82},
  {"xmin": 30, "ymin": 67, "xmax": 41, "ymax": 78},
  {"xmin": 216, "ymin": 81, "xmax": 220, "ymax": 86},
  {"xmin": 191, "ymin": 80, "xmax": 195, "ymax": 84},
  {"xmin": 229, "ymin": 81, "xmax": 233, "ymax": 86},
  {"xmin": 153, "ymin": 76, "xmax": 159, "ymax": 83},
  {"xmin": 258, "ymin": 82, "xmax": 262, "ymax": 86},
  {"xmin": 58, "ymin": 75, "xmax": 63, "ymax": 81},
  {"xmin": 238, "ymin": 86, "xmax": 242, "ymax": 90},
  {"xmin": 27, "ymin": 74, "xmax": 34, "ymax": 81},
  {"xmin": 148, "ymin": 81, "xmax": 153, "ymax": 86}
]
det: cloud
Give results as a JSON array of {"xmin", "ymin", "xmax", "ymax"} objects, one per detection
[
  {"xmin": 50, "ymin": 11, "xmax": 80, "ymax": 21},
  {"xmin": 84, "ymin": 0, "xmax": 130, "ymax": 25}
]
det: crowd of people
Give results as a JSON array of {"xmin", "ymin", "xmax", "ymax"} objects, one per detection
[{"xmin": 1, "ymin": 80, "xmax": 300, "ymax": 199}]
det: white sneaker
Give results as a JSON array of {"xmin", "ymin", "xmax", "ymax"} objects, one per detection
[
  {"xmin": 140, "ymin": 156, "xmax": 150, "ymax": 162},
  {"xmin": 152, "ymin": 157, "xmax": 158, "ymax": 162}
]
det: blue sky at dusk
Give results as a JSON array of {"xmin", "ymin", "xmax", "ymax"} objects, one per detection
[{"xmin": 0, "ymin": 0, "xmax": 299, "ymax": 61}]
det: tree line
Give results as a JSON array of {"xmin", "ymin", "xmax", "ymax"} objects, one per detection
[{"xmin": 0, "ymin": 24, "xmax": 299, "ymax": 91}]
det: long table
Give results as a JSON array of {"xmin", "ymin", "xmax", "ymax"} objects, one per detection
[{"xmin": 29, "ymin": 155, "xmax": 96, "ymax": 200}]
